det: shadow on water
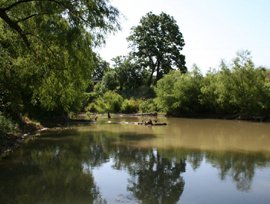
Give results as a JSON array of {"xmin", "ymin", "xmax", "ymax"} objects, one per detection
[{"xmin": 1, "ymin": 119, "xmax": 270, "ymax": 203}]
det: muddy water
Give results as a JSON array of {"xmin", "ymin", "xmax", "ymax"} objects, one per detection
[{"xmin": 1, "ymin": 117, "xmax": 270, "ymax": 204}]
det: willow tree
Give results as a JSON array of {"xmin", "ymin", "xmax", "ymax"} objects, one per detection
[
  {"xmin": 0, "ymin": 0, "xmax": 119, "ymax": 119},
  {"xmin": 128, "ymin": 12, "xmax": 186, "ymax": 86}
]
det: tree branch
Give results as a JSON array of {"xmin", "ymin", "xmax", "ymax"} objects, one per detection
[
  {"xmin": 25, "ymin": 33, "xmax": 57, "ymax": 57},
  {"xmin": 15, "ymin": 12, "xmax": 52, "ymax": 23},
  {"xmin": 0, "ymin": 8, "xmax": 30, "ymax": 47}
]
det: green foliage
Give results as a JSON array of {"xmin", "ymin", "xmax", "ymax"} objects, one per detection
[
  {"xmin": 86, "ymin": 91, "xmax": 123, "ymax": 113},
  {"xmin": 99, "ymin": 70, "xmax": 120, "ymax": 92},
  {"xmin": 224, "ymin": 52, "xmax": 269, "ymax": 116},
  {"xmin": 128, "ymin": 12, "xmax": 186, "ymax": 86},
  {"xmin": 92, "ymin": 54, "xmax": 110, "ymax": 81},
  {"xmin": 200, "ymin": 52, "xmax": 270, "ymax": 116},
  {"xmin": 0, "ymin": 113, "xmax": 17, "ymax": 135},
  {"xmin": 0, "ymin": 0, "xmax": 119, "ymax": 120},
  {"xmin": 155, "ymin": 71, "xmax": 181, "ymax": 113},
  {"xmin": 200, "ymin": 70, "xmax": 224, "ymax": 113},
  {"xmin": 112, "ymin": 55, "xmax": 149, "ymax": 91},
  {"xmin": 139, "ymin": 99, "xmax": 158, "ymax": 113},
  {"xmin": 94, "ymin": 55, "xmax": 150, "ymax": 95},
  {"xmin": 155, "ymin": 68, "xmax": 203, "ymax": 115},
  {"xmin": 120, "ymin": 85, "xmax": 155, "ymax": 99},
  {"xmin": 155, "ymin": 52, "xmax": 270, "ymax": 118},
  {"xmin": 121, "ymin": 99, "xmax": 140, "ymax": 113}
]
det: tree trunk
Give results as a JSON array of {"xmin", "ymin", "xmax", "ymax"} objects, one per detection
[
  {"xmin": 148, "ymin": 67, "xmax": 155, "ymax": 86},
  {"xmin": 156, "ymin": 59, "xmax": 161, "ymax": 83},
  {"xmin": 147, "ymin": 57, "xmax": 156, "ymax": 86}
]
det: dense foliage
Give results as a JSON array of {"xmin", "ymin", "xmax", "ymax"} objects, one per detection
[
  {"xmin": 155, "ymin": 52, "xmax": 270, "ymax": 119},
  {"xmin": 128, "ymin": 12, "xmax": 186, "ymax": 86},
  {"xmin": 0, "ymin": 0, "xmax": 119, "ymax": 122}
]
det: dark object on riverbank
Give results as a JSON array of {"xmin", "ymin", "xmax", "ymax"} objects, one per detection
[
  {"xmin": 137, "ymin": 121, "xmax": 167, "ymax": 126},
  {"xmin": 144, "ymin": 119, "xmax": 153, "ymax": 125},
  {"xmin": 108, "ymin": 112, "xmax": 111, "ymax": 119}
]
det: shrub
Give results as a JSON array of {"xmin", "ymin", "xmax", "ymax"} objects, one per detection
[
  {"xmin": 139, "ymin": 99, "xmax": 158, "ymax": 113},
  {"xmin": 155, "ymin": 68, "xmax": 203, "ymax": 115},
  {"xmin": 86, "ymin": 91, "xmax": 123, "ymax": 113},
  {"xmin": 121, "ymin": 98, "xmax": 140, "ymax": 113}
]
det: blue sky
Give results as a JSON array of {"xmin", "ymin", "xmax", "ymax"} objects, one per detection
[{"xmin": 99, "ymin": 0, "xmax": 270, "ymax": 73}]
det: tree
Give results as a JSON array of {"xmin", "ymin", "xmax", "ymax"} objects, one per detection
[
  {"xmin": 222, "ymin": 51, "xmax": 269, "ymax": 117},
  {"xmin": 92, "ymin": 54, "xmax": 110, "ymax": 81},
  {"xmin": 0, "ymin": 0, "xmax": 119, "ymax": 120},
  {"xmin": 112, "ymin": 55, "xmax": 148, "ymax": 90},
  {"xmin": 127, "ymin": 12, "xmax": 186, "ymax": 86}
]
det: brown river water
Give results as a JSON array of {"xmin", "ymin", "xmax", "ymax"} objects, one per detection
[{"xmin": 1, "ymin": 116, "xmax": 270, "ymax": 203}]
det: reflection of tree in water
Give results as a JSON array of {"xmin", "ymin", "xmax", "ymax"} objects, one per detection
[
  {"xmin": 0, "ymin": 130, "xmax": 107, "ymax": 204},
  {"xmin": 158, "ymin": 148, "xmax": 270, "ymax": 192},
  {"xmin": 187, "ymin": 152, "xmax": 204, "ymax": 170},
  {"xmin": 105, "ymin": 139, "xmax": 186, "ymax": 204},
  {"xmin": 127, "ymin": 149, "xmax": 185, "ymax": 204},
  {"xmin": 94, "ymin": 132, "xmax": 270, "ymax": 196},
  {"xmin": 2, "ymin": 129, "xmax": 270, "ymax": 204},
  {"xmin": 206, "ymin": 152, "xmax": 270, "ymax": 191}
]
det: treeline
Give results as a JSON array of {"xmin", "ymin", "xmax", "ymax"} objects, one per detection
[
  {"xmin": 86, "ymin": 51, "xmax": 270, "ymax": 120},
  {"xmin": 156, "ymin": 52, "xmax": 270, "ymax": 119}
]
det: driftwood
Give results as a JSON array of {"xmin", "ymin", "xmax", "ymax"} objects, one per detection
[{"xmin": 140, "ymin": 122, "xmax": 167, "ymax": 126}]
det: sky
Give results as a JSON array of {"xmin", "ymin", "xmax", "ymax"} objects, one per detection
[{"xmin": 98, "ymin": 0, "xmax": 270, "ymax": 73}]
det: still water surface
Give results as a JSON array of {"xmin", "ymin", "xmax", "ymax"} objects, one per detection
[{"xmin": 1, "ymin": 117, "xmax": 270, "ymax": 204}]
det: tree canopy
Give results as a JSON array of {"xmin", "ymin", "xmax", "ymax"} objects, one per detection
[
  {"xmin": 0, "ymin": 0, "xmax": 120, "ymax": 47},
  {"xmin": 0, "ymin": 0, "xmax": 119, "ymax": 120},
  {"xmin": 128, "ymin": 12, "xmax": 186, "ymax": 86}
]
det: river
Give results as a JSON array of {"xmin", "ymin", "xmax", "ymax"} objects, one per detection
[{"xmin": 1, "ymin": 116, "xmax": 270, "ymax": 204}]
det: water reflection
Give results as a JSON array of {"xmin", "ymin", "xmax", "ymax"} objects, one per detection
[
  {"xmin": 206, "ymin": 151, "xmax": 270, "ymax": 191},
  {"xmin": 0, "ymin": 119, "xmax": 270, "ymax": 203},
  {"xmin": 126, "ymin": 149, "xmax": 185, "ymax": 204}
]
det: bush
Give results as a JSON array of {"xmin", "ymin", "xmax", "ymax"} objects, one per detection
[
  {"xmin": 86, "ymin": 91, "xmax": 123, "ymax": 113},
  {"xmin": 139, "ymin": 99, "xmax": 158, "ymax": 113},
  {"xmin": 121, "ymin": 98, "xmax": 140, "ymax": 113},
  {"xmin": 0, "ymin": 113, "xmax": 17, "ymax": 135},
  {"xmin": 155, "ymin": 68, "xmax": 203, "ymax": 115}
]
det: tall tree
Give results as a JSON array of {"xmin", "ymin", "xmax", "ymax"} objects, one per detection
[{"xmin": 128, "ymin": 12, "xmax": 186, "ymax": 86}]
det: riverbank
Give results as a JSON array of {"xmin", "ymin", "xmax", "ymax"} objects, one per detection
[
  {"xmin": 165, "ymin": 112, "xmax": 269, "ymax": 122},
  {"xmin": 0, "ymin": 115, "xmax": 95, "ymax": 159},
  {"xmin": 0, "ymin": 116, "xmax": 49, "ymax": 159}
]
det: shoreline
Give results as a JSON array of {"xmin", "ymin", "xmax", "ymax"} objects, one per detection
[{"xmin": 0, "ymin": 127, "xmax": 49, "ymax": 160}]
